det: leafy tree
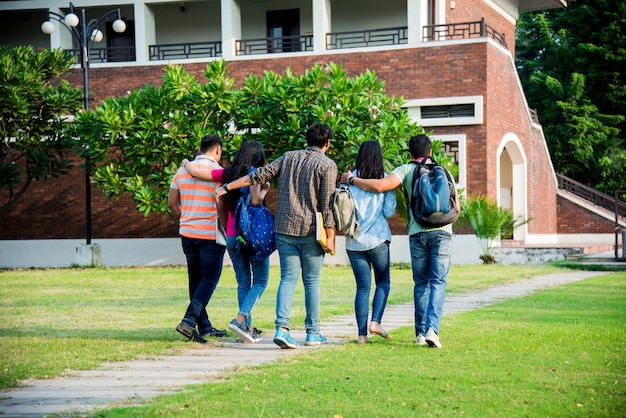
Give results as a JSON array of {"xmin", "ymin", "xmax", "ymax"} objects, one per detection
[
  {"xmin": 516, "ymin": 1, "xmax": 626, "ymax": 194},
  {"xmin": 79, "ymin": 60, "xmax": 434, "ymax": 220},
  {"xmin": 0, "ymin": 46, "xmax": 83, "ymax": 213},
  {"xmin": 458, "ymin": 194, "xmax": 529, "ymax": 264},
  {"xmin": 76, "ymin": 60, "xmax": 238, "ymax": 216}
]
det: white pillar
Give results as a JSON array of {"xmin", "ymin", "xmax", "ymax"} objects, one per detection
[
  {"xmin": 312, "ymin": 0, "xmax": 331, "ymax": 52},
  {"xmin": 133, "ymin": 1, "xmax": 154, "ymax": 64},
  {"xmin": 221, "ymin": 0, "xmax": 241, "ymax": 59},
  {"xmin": 48, "ymin": 5, "xmax": 68, "ymax": 50},
  {"xmin": 407, "ymin": 0, "xmax": 427, "ymax": 45}
]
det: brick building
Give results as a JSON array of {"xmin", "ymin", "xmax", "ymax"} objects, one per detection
[{"xmin": 0, "ymin": 0, "xmax": 619, "ymax": 266}]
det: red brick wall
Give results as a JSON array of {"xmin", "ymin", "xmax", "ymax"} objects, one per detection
[
  {"xmin": 485, "ymin": 48, "xmax": 558, "ymax": 235},
  {"xmin": 0, "ymin": 162, "xmax": 178, "ymax": 240},
  {"xmin": 557, "ymin": 196, "xmax": 615, "ymax": 234},
  {"xmin": 1, "ymin": 41, "xmax": 556, "ymax": 240},
  {"xmin": 447, "ymin": 0, "xmax": 516, "ymax": 51}
]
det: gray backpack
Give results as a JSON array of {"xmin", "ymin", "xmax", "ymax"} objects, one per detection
[{"xmin": 332, "ymin": 184, "xmax": 359, "ymax": 239}]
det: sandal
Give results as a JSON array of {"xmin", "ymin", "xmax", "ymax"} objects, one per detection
[{"xmin": 369, "ymin": 325, "xmax": 393, "ymax": 340}]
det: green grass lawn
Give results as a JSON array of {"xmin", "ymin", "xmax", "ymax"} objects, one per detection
[
  {"xmin": 1, "ymin": 264, "xmax": 560, "ymax": 390},
  {"xmin": 3, "ymin": 264, "xmax": 624, "ymax": 417},
  {"xmin": 94, "ymin": 271, "xmax": 625, "ymax": 417}
]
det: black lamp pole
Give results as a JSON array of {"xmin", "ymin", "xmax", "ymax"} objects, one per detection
[{"xmin": 42, "ymin": 3, "xmax": 125, "ymax": 245}]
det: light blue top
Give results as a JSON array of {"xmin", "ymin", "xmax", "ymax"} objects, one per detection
[
  {"xmin": 346, "ymin": 170, "xmax": 397, "ymax": 251},
  {"xmin": 391, "ymin": 163, "xmax": 453, "ymax": 236}
]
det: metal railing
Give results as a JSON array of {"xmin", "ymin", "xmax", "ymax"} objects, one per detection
[
  {"xmin": 423, "ymin": 18, "xmax": 508, "ymax": 49},
  {"xmin": 615, "ymin": 190, "xmax": 626, "ymax": 260},
  {"xmin": 557, "ymin": 173, "xmax": 626, "ymax": 220},
  {"xmin": 236, "ymin": 34, "xmax": 313, "ymax": 56},
  {"xmin": 68, "ymin": 46, "xmax": 136, "ymax": 63},
  {"xmin": 149, "ymin": 41, "xmax": 222, "ymax": 61},
  {"xmin": 326, "ymin": 26, "xmax": 408, "ymax": 50}
]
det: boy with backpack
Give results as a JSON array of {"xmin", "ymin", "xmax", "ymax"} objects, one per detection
[{"xmin": 341, "ymin": 134, "xmax": 460, "ymax": 348}]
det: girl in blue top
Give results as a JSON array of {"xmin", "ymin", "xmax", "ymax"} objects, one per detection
[{"xmin": 345, "ymin": 141, "xmax": 397, "ymax": 344}]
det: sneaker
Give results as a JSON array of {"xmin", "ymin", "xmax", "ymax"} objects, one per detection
[
  {"xmin": 199, "ymin": 326, "xmax": 227, "ymax": 338},
  {"xmin": 273, "ymin": 329, "xmax": 300, "ymax": 349},
  {"xmin": 416, "ymin": 334, "xmax": 427, "ymax": 346},
  {"xmin": 228, "ymin": 319, "xmax": 254, "ymax": 343},
  {"xmin": 176, "ymin": 321, "xmax": 207, "ymax": 344},
  {"xmin": 250, "ymin": 327, "xmax": 263, "ymax": 343},
  {"xmin": 425, "ymin": 328, "xmax": 442, "ymax": 348},
  {"xmin": 305, "ymin": 332, "xmax": 328, "ymax": 346}
]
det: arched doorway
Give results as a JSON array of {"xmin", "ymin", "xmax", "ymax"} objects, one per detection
[{"xmin": 497, "ymin": 134, "xmax": 527, "ymax": 242}]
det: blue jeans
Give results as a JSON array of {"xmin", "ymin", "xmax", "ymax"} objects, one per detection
[
  {"xmin": 275, "ymin": 233, "xmax": 325, "ymax": 333},
  {"xmin": 410, "ymin": 230, "xmax": 452, "ymax": 336},
  {"xmin": 347, "ymin": 241, "xmax": 391, "ymax": 336},
  {"xmin": 181, "ymin": 236, "xmax": 225, "ymax": 332},
  {"xmin": 226, "ymin": 236, "xmax": 270, "ymax": 328}
]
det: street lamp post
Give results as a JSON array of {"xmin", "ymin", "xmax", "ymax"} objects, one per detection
[{"xmin": 42, "ymin": 3, "xmax": 126, "ymax": 248}]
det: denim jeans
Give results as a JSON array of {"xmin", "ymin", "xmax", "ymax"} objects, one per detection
[
  {"xmin": 275, "ymin": 233, "xmax": 325, "ymax": 333},
  {"xmin": 226, "ymin": 236, "xmax": 270, "ymax": 328},
  {"xmin": 410, "ymin": 230, "xmax": 452, "ymax": 336},
  {"xmin": 347, "ymin": 241, "xmax": 391, "ymax": 336},
  {"xmin": 181, "ymin": 236, "xmax": 225, "ymax": 332}
]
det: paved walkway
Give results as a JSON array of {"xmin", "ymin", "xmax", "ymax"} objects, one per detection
[{"xmin": 0, "ymin": 271, "xmax": 607, "ymax": 417}]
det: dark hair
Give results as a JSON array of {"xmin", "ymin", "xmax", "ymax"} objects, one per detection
[
  {"xmin": 354, "ymin": 140, "xmax": 385, "ymax": 179},
  {"xmin": 408, "ymin": 134, "xmax": 431, "ymax": 159},
  {"xmin": 305, "ymin": 123, "xmax": 333, "ymax": 148},
  {"xmin": 199, "ymin": 134, "xmax": 222, "ymax": 154},
  {"xmin": 223, "ymin": 140, "xmax": 267, "ymax": 213}
]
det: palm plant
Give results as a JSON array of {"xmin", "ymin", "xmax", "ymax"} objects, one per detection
[{"xmin": 458, "ymin": 194, "xmax": 530, "ymax": 264}]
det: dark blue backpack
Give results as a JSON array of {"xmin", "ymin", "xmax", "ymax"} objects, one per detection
[
  {"xmin": 410, "ymin": 156, "xmax": 458, "ymax": 228},
  {"xmin": 234, "ymin": 193, "xmax": 276, "ymax": 262}
]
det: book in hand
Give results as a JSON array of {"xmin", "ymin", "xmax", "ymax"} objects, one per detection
[{"xmin": 316, "ymin": 212, "xmax": 334, "ymax": 255}]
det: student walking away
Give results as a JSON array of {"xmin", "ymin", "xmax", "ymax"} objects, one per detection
[
  {"xmin": 183, "ymin": 140, "xmax": 271, "ymax": 344},
  {"xmin": 344, "ymin": 141, "xmax": 397, "ymax": 344},
  {"xmin": 341, "ymin": 134, "xmax": 460, "ymax": 348},
  {"xmin": 215, "ymin": 123, "xmax": 338, "ymax": 349},
  {"xmin": 168, "ymin": 134, "xmax": 228, "ymax": 344}
]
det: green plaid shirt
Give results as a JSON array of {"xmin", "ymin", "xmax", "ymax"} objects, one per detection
[{"xmin": 250, "ymin": 146, "xmax": 338, "ymax": 237}]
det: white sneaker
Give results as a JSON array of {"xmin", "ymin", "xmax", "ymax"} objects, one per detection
[
  {"xmin": 416, "ymin": 334, "xmax": 427, "ymax": 346},
  {"xmin": 425, "ymin": 328, "xmax": 442, "ymax": 348}
]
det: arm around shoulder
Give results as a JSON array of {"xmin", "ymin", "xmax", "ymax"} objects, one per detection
[{"xmin": 352, "ymin": 173, "xmax": 401, "ymax": 193}]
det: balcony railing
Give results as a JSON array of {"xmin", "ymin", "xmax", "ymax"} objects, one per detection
[
  {"xmin": 236, "ymin": 34, "xmax": 313, "ymax": 56},
  {"xmin": 557, "ymin": 173, "xmax": 626, "ymax": 220},
  {"xmin": 423, "ymin": 18, "xmax": 508, "ymax": 49},
  {"xmin": 68, "ymin": 46, "xmax": 136, "ymax": 63},
  {"xmin": 149, "ymin": 41, "xmax": 222, "ymax": 61},
  {"xmin": 326, "ymin": 26, "xmax": 408, "ymax": 50},
  {"xmin": 140, "ymin": 19, "xmax": 507, "ymax": 61}
]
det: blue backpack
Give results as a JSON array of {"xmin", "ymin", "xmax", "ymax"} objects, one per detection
[
  {"xmin": 410, "ymin": 156, "xmax": 458, "ymax": 228},
  {"xmin": 234, "ymin": 192, "xmax": 276, "ymax": 262}
]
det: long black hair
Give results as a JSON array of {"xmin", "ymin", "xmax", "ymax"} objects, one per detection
[
  {"xmin": 353, "ymin": 140, "xmax": 385, "ymax": 180},
  {"xmin": 223, "ymin": 140, "xmax": 267, "ymax": 213}
]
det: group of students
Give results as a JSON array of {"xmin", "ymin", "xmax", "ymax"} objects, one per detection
[{"xmin": 167, "ymin": 123, "xmax": 459, "ymax": 350}]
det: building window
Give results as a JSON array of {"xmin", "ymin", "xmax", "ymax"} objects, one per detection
[
  {"xmin": 403, "ymin": 96, "xmax": 483, "ymax": 127},
  {"xmin": 421, "ymin": 104, "xmax": 475, "ymax": 119}
]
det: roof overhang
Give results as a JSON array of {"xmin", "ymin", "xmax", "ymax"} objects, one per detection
[{"xmin": 519, "ymin": 0, "xmax": 568, "ymax": 12}]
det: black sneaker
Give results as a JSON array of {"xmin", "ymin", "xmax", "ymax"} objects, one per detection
[
  {"xmin": 200, "ymin": 326, "xmax": 227, "ymax": 338},
  {"xmin": 250, "ymin": 327, "xmax": 263, "ymax": 343},
  {"xmin": 176, "ymin": 321, "xmax": 207, "ymax": 344}
]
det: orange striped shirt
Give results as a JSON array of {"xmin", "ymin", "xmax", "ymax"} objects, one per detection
[{"xmin": 170, "ymin": 155, "xmax": 221, "ymax": 240}]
